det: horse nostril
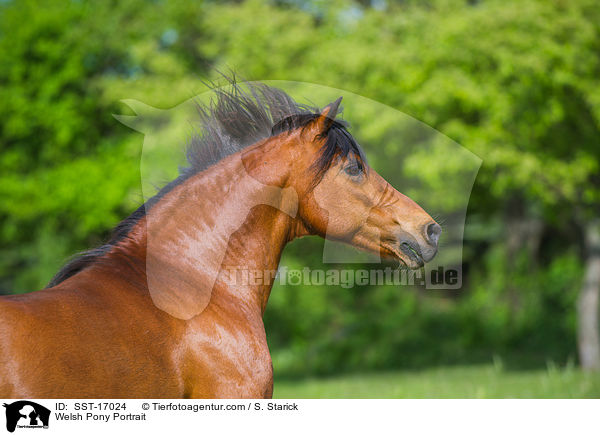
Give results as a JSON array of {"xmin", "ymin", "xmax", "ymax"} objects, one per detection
[{"xmin": 426, "ymin": 222, "xmax": 442, "ymax": 246}]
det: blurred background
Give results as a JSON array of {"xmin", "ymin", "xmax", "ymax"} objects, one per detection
[{"xmin": 1, "ymin": 0, "xmax": 599, "ymax": 397}]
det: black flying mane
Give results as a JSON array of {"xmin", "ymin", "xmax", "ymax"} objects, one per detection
[{"xmin": 47, "ymin": 80, "xmax": 365, "ymax": 288}]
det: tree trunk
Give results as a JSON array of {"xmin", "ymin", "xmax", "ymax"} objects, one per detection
[
  {"xmin": 504, "ymin": 197, "xmax": 543, "ymax": 315},
  {"xmin": 577, "ymin": 219, "xmax": 600, "ymax": 371}
]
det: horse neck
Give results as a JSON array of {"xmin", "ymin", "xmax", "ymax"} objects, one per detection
[
  {"xmin": 216, "ymin": 200, "xmax": 295, "ymax": 314},
  {"xmin": 136, "ymin": 139, "xmax": 302, "ymax": 319}
]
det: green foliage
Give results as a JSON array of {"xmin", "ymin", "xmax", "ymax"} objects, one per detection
[
  {"xmin": 266, "ymin": 248, "xmax": 583, "ymax": 375},
  {"xmin": 0, "ymin": 0, "xmax": 204, "ymax": 291}
]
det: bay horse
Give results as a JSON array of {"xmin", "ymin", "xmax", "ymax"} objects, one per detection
[{"xmin": 0, "ymin": 82, "xmax": 441, "ymax": 398}]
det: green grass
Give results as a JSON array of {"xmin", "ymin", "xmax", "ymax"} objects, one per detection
[{"xmin": 273, "ymin": 364, "xmax": 600, "ymax": 398}]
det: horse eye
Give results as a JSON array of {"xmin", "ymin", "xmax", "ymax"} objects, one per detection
[{"xmin": 344, "ymin": 164, "xmax": 362, "ymax": 177}]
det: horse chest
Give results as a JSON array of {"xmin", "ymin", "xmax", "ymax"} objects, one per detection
[{"xmin": 182, "ymin": 317, "xmax": 273, "ymax": 398}]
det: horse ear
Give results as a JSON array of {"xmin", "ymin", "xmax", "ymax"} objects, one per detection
[{"xmin": 316, "ymin": 97, "xmax": 343, "ymax": 134}]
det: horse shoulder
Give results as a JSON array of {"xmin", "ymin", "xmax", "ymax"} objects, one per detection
[{"xmin": 181, "ymin": 304, "xmax": 274, "ymax": 398}]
